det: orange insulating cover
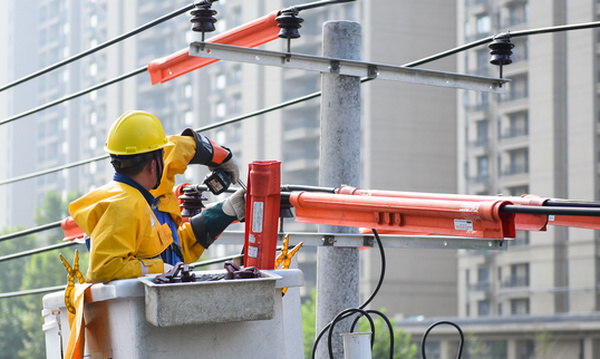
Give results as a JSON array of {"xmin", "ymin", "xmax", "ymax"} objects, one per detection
[
  {"xmin": 61, "ymin": 216, "xmax": 85, "ymax": 242},
  {"xmin": 337, "ymin": 186, "xmax": 548, "ymax": 232},
  {"xmin": 550, "ymin": 215, "xmax": 600, "ymax": 230},
  {"xmin": 148, "ymin": 10, "xmax": 281, "ymax": 84},
  {"xmin": 290, "ymin": 191, "xmax": 516, "ymax": 239}
]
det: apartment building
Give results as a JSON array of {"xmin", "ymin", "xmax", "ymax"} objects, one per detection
[
  {"xmin": 1, "ymin": 0, "xmax": 464, "ymax": 320},
  {"xmin": 396, "ymin": 1, "xmax": 600, "ymax": 358}
]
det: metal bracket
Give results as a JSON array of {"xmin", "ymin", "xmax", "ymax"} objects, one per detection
[
  {"xmin": 189, "ymin": 41, "xmax": 509, "ymax": 93},
  {"xmin": 363, "ymin": 236, "xmax": 375, "ymax": 247}
]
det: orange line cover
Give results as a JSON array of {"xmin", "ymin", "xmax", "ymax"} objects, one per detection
[
  {"xmin": 148, "ymin": 10, "xmax": 281, "ymax": 84},
  {"xmin": 290, "ymin": 191, "xmax": 516, "ymax": 239}
]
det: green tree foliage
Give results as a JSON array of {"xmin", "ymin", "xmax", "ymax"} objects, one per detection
[
  {"xmin": 0, "ymin": 190, "xmax": 85, "ymax": 359},
  {"xmin": 301, "ymin": 289, "xmax": 418, "ymax": 359}
]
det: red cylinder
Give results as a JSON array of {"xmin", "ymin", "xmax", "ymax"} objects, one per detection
[{"xmin": 243, "ymin": 161, "xmax": 281, "ymax": 269}]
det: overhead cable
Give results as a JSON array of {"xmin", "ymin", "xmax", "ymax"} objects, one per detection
[
  {"xmin": 0, "ymin": 241, "xmax": 82, "ymax": 263},
  {"xmin": 0, "ymin": 154, "xmax": 107, "ymax": 187},
  {"xmin": 0, "ymin": 221, "xmax": 62, "ymax": 243},
  {"xmin": 3, "ymin": 20, "xmax": 600, "ymax": 185},
  {"xmin": 0, "ymin": 67, "xmax": 147, "ymax": 127},
  {"xmin": 0, "ymin": 285, "xmax": 67, "ymax": 300},
  {"xmin": 0, "ymin": 4, "xmax": 194, "ymax": 93}
]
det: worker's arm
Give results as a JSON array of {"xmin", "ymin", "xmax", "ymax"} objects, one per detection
[
  {"xmin": 178, "ymin": 188, "xmax": 246, "ymax": 263},
  {"xmin": 181, "ymin": 128, "xmax": 240, "ymax": 184}
]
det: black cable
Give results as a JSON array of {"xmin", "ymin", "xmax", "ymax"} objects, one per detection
[
  {"xmin": 350, "ymin": 309, "xmax": 395, "ymax": 359},
  {"xmin": 402, "ymin": 20, "xmax": 600, "ymax": 68},
  {"xmin": 283, "ymin": 0, "xmax": 356, "ymax": 13},
  {"xmin": 0, "ymin": 241, "xmax": 82, "ymax": 263},
  {"xmin": 311, "ymin": 228, "xmax": 386, "ymax": 358},
  {"xmin": 0, "ymin": 155, "xmax": 108, "ymax": 187},
  {"xmin": 501, "ymin": 204, "xmax": 600, "ymax": 217},
  {"xmin": 0, "ymin": 67, "xmax": 147, "ymax": 127},
  {"xmin": 0, "ymin": 285, "xmax": 67, "ymax": 300},
  {"xmin": 0, "ymin": 221, "xmax": 62, "ymax": 243},
  {"xmin": 0, "ymin": 4, "xmax": 195, "ymax": 94},
  {"xmin": 327, "ymin": 308, "xmax": 375, "ymax": 359},
  {"xmin": 421, "ymin": 320, "xmax": 464, "ymax": 359}
]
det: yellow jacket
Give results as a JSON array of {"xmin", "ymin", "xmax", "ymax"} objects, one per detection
[{"xmin": 69, "ymin": 136, "xmax": 205, "ymax": 283}]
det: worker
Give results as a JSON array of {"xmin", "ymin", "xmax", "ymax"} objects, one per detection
[{"xmin": 69, "ymin": 111, "xmax": 245, "ymax": 283}]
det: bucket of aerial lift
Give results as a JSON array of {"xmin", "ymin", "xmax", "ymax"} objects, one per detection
[{"xmin": 290, "ymin": 191, "xmax": 516, "ymax": 239}]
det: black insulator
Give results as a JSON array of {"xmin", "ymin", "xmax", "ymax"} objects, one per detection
[
  {"xmin": 488, "ymin": 35, "xmax": 514, "ymax": 66},
  {"xmin": 276, "ymin": 11, "xmax": 304, "ymax": 39},
  {"xmin": 179, "ymin": 188, "xmax": 207, "ymax": 217},
  {"xmin": 190, "ymin": 7, "xmax": 218, "ymax": 33}
]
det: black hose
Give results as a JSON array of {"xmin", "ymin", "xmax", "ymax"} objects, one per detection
[{"xmin": 421, "ymin": 320, "xmax": 464, "ymax": 359}]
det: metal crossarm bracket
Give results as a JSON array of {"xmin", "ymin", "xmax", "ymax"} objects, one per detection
[
  {"xmin": 189, "ymin": 41, "xmax": 508, "ymax": 93},
  {"xmin": 216, "ymin": 231, "xmax": 509, "ymax": 250}
]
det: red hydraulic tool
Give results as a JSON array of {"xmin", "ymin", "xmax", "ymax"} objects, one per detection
[
  {"xmin": 147, "ymin": 10, "xmax": 281, "ymax": 84},
  {"xmin": 243, "ymin": 161, "xmax": 281, "ymax": 269}
]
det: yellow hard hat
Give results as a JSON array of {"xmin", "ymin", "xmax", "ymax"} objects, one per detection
[{"xmin": 105, "ymin": 111, "xmax": 174, "ymax": 155}]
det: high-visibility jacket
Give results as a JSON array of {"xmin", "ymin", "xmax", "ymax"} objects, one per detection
[{"xmin": 69, "ymin": 135, "xmax": 206, "ymax": 283}]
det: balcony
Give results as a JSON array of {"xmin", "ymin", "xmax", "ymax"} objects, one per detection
[
  {"xmin": 501, "ymin": 276, "xmax": 529, "ymax": 288},
  {"xmin": 501, "ymin": 164, "xmax": 528, "ymax": 177},
  {"xmin": 500, "ymin": 127, "xmax": 528, "ymax": 140}
]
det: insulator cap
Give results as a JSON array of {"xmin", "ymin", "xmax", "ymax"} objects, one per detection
[
  {"xmin": 190, "ymin": 7, "xmax": 218, "ymax": 33},
  {"xmin": 276, "ymin": 11, "xmax": 304, "ymax": 39},
  {"xmin": 179, "ymin": 188, "xmax": 207, "ymax": 217},
  {"xmin": 488, "ymin": 35, "xmax": 514, "ymax": 66}
]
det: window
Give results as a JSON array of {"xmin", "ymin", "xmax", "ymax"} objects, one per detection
[
  {"xmin": 215, "ymin": 74, "xmax": 226, "ymax": 90},
  {"xmin": 505, "ymin": 263, "xmax": 529, "ymax": 287},
  {"xmin": 184, "ymin": 111, "xmax": 193, "ymax": 126},
  {"xmin": 505, "ymin": 149, "xmax": 528, "ymax": 175},
  {"xmin": 477, "ymin": 156, "xmax": 489, "ymax": 180},
  {"xmin": 503, "ymin": 111, "xmax": 528, "ymax": 138},
  {"xmin": 215, "ymin": 101, "xmax": 226, "ymax": 118},
  {"xmin": 478, "ymin": 300, "xmax": 490, "ymax": 316},
  {"xmin": 477, "ymin": 267, "xmax": 490, "ymax": 291},
  {"xmin": 476, "ymin": 120, "xmax": 489, "ymax": 146},
  {"xmin": 511, "ymin": 298, "xmax": 530, "ymax": 315},
  {"xmin": 476, "ymin": 14, "xmax": 491, "ymax": 35}
]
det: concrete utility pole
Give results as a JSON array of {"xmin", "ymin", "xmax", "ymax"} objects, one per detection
[{"xmin": 316, "ymin": 21, "xmax": 362, "ymax": 359}]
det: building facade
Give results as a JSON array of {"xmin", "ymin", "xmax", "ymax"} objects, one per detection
[{"xmin": 397, "ymin": 0, "xmax": 600, "ymax": 358}]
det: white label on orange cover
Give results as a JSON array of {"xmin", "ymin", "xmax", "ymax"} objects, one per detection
[
  {"xmin": 248, "ymin": 246, "xmax": 259, "ymax": 258},
  {"xmin": 253, "ymin": 201, "xmax": 264, "ymax": 233},
  {"xmin": 454, "ymin": 219, "xmax": 473, "ymax": 231},
  {"xmin": 249, "ymin": 233, "xmax": 256, "ymax": 243}
]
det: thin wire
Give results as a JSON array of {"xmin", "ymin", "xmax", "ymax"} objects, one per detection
[
  {"xmin": 0, "ymin": 154, "xmax": 108, "ymax": 187},
  {"xmin": 0, "ymin": 285, "xmax": 67, "ymax": 300},
  {"xmin": 0, "ymin": 241, "xmax": 82, "ymax": 263},
  {"xmin": 0, "ymin": 221, "xmax": 62, "ymax": 243},
  {"xmin": 0, "ymin": 67, "xmax": 147, "ymax": 127},
  {"xmin": 0, "ymin": 4, "xmax": 195, "ymax": 93}
]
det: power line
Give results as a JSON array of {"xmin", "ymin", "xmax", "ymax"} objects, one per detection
[
  {"xmin": 0, "ymin": 241, "xmax": 82, "ymax": 263},
  {"xmin": 0, "ymin": 67, "xmax": 147, "ymax": 127},
  {"xmin": 0, "ymin": 285, "xmax": 67, "ymax": 300},
  {"xmin": 0, "ymin": 3, "xmax": 194, "ymax": 93},
  {"xmin": 0, "ymin": 221, "xmax": 62, "ymax": 243},
  {"xmin": 0, "ymin": 155, "xmax": 107, "ymax": 187}
]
